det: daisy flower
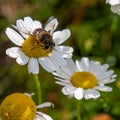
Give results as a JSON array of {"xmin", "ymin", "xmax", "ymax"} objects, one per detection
[
  {"xmin": 6, "ymin": 16, "xmax": 73, "ymax": 74},
  {"xmin": 106, "ymin": 0, "xmax": 120, "ymax": 15},
  {"xmin": 53, "ymin": 57, "xmax": 117, "ymax": 100},
  {"xmin": 0, "ymin": 93, "xmax": 53, "ymax": 120}
]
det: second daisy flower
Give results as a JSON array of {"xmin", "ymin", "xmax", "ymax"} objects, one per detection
[{"xmin": 53, "ymin": 57, "xmax": 117, "ymax": 100}]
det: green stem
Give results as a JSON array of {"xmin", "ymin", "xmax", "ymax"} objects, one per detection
[
  {"xmin": 77, "ymin": 100, "xmax": 81, "ymax": 120},
  {"xmin": 33, "ymin": 74, "xmax": 42, "ymax": 105}
]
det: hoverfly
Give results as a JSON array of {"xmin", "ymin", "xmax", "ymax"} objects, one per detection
[{"xmin": 31, "ymin": 16, "xmax": 56, "ymax": 52}]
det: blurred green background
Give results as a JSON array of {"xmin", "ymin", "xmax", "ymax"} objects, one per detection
[{"xmin": 0, "ymin": 0, "xmax": 120, "ymax": 120}]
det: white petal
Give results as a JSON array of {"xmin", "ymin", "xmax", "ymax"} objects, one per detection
[
  {"xmin": 24, "ymin": 17, "xmax": 36, "ymax": 32},
  {"xmin": 54, "ymin": 77, "xmax": 70, "ymax": 83},
  {"xmin": 37, "ymin": 102, "xmax": 53, "ymax": 109},
  {"xmin": 16, "ymin": 19, "xmax": 27, "ymax": 33},
  {"xmin": 45, "ymin": 17, "xmax": 58, "ymax": 32},
  {"xmin": 33, "ymin": 20, "xmax": 42, "ymax": 28},
  {"xmin": 98, "ymin": 70, "xmax": 114, "ymax": 80},
  {"xmin": 38, "ymin": 57, "xmax": 55, "ymax": 72},
  {"xmin": 53, "ymin": 29, "xmax": 71, "ymax": 45},
  {"xmin": 74, "ymin": 88, "xmax": 84, "ymax": 100},
  {"xmin": 56, "ymin": 81, "xmax": 70, "ymax": 86},
  {"xmin": 84, "ymin": 89, "xmax": 100, "ymax": 99},
  {"xmin": 111, "ymin": 74, "xmax": 117, "ymax": 79},
  {"xmin": 98, "ymin": 78, "xmax": 116, "ymax": 84},
  {"xmin": 55, "ymin": 46, "xmax": 73, "ymax": 53},
  {"xmin": 62, "ymin": 86, "xmax": 75, "ymax": 95},
  {"xmin": 50, "ymin": 52, "xmax": 67, "ymax": 66},
  {"xmin": 6, "ymin": 47, "xmax": 29, "ymax": 65},
  {"xmin": 28, "ymin": 58, "xmax": 39, "ymax": 74},
  {"xmin": 5, "ymin": 28, "xmax": 24, "ymax": 46},
  {"xmin": 6, "ymin": 47, "xmax": 20, "ymax": 58},
  {"xmin": 53, "ymin": 71, "xmax": 70, "ymax": 80},
  {"xmin": 54, "ymin": 46, "xmax": 73, "ymax": 58},
  {"xmin": 39, "ymin": 57, "xmax": 58, "ymax": 72},
  {"xmin": 106, "ymin": 0, "xmax": 120, "ymax": 5},
  {"xmin": 95, "ymin": 86, "xmax": 112, "ymax": 92},
  {"xmin": 16, "ymin": 50, "xmax": 29, "ymax": 65},
  {"xmin": 66, "ymin": 58, "xmax": 76, "ymax": 73},
  {"xmin": 36, "ymin": 112, "xmax": 53, "ymax": 120},
  {"xmin": 62, "ymin": 87, "xmax": 70, "ymax": 95},
  {"xmin": 89, "ymin": 61, "xmax": 101, "ymax": 74},
  {"xmin": 80, "ymin": 57, "xmax": 90, "ymax": 71},
  {"xmin": 93, "ymin": 64, "xmax": 109, "ymax": 78},
  {"xmin": 111, "ymin": 4, "xmax": 120, "ymax": 15},
  {"xmin": 34, "ymin": 115, "xmax": 45, "ymax": 120}
]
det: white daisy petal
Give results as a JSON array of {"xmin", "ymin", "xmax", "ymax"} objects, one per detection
[
  {"xmin": 6, "ymin": 47, "xmax": 20, "ymax": 58},
  {"xmin": 106, "ymin": 0, "xmax": 120, "ymax": 5},
  {"xmin": 106, "ymin": 0, "xmax": 120, "ymax": 15},
  {"xmin": 62, "ymin": 87, "xmax": 70, "ymax": 95},
  {"xmin": 38, "ymin": 57, "xmax": 54, "ymax": 72},
  {"xmin": 6, "ymin": 47, "xmax": 29, "ymax": 65},
  {"xmin": 55, "ymin": 46, "xmax": 73, "ymax": 53},
  {"xmin": 34, "ymin": 115, "xmax": 45, "ymax": 120},
  {"xmin": 24, "ymin": 16, "xmax": 35, "ymax": 32},
  {"xmin": 33, "ymin": 20, "xmax": 42, "ymax": 29},
  {"xmin": 37, "ymin": 102, "xmax": 53, "ymax": 109},
  {"xmin": 84, "ymin": 89, "xmax": 100, "ymax": 99},
  {"xmin": 36, "ymin": 112, "xmax": 53, "ymax": 120},
  {"xmin": 93, "ymin": 64, "xmax": 109, "ymax": 77},
  {"xmin": 98, "ymin": 79, "xmax": 116, "ymax": 84},
  {"xmin": 16, "ymin": 19, "xmax": 27, "ymax": 33},
  {"xmin": 56, "ymin": 81, "xmax": 71, "ymax": 86},
  {"xmin": 74, "ymin": 88, "xmax": 84, "ymax": 100},
  {"xmin": 95, "ymin": 86, "xmax": 112, "ymax": 92},
  {"xmin": 16, "ymin": 50, "xmax": 29, "ymax": 65},
  {"xmin": 79, "ymin": 57, "xmax": 90, "ymax": 71},
  {"xmin": 45, "ymin": 17, "xmax": 58, "ymax": 32},
  {"xmin": 28, "ymin": 58, "xmax": 39, "ymax": 74},
  {"xmin": 66, "ymin": 58, "xmax": 76, "ymax": 73},
  {"xmin": 89, "ymin": 61, "xmax": 101, "ymax": 74},
  {"xmin": 53, "ymin": 71, "xmax": 70, "ymax": 80},
  {"xmin": 54, "ymin": 77, "xmax": 70, "ymax": 83},
  {"xmin": 91, "ymin": 90, "xmax": 100, "ymax": 98},
  {"xmin": 39, "ymin": 57, "xmax": 58, "ymax": 72},
  {"xmin": 111, "ymin": 74, "xmax": 117, "ymax": 79},
  {"xmin": 50, "ymin": 52, "xmax": 67, "ymax": 66},
  {"xmin": 60, "ymin": 65, "xmax": 73, "ymax": 76},
  {"xmin": 53, "ymin": 29, "xmax": 71, "ymax": 45},
  {"xmin": 62, "ymin": 86, "xmax": 75, "ymax": 95},
  {"xmin": 98, "ymin": 70, "xmax": 114, "ymax": 79},
  {"xmin": 111, "ymin": 4, "xmax": 120, "ymax": 15},
  {"xmin": 5, "ymin": 28, "xmax": 24, "ymax": 46}
]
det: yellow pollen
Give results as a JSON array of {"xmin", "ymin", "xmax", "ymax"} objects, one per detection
[
  {"xmin": 0, "ymin": 93, "xmax": 36, "ymax": 120},
  {"xmin": 22, "ymin": 35, "xmax": 51, "ymax": 58},
  {"xmin": 71, "ymin": 72, "xmax": 98, "ymax": 89}
]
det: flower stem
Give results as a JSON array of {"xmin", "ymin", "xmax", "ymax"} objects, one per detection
[
  {"xmin": 33, "ymin": 74, "xmax": 42, "ymax": 105},
  {"xmin": 77, "ymin": 100, "xmax": 81, "ymax": 120}
]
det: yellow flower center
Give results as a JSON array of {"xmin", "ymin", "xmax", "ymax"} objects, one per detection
[
  {"xmin": 0, "ymin": 93, "xmax": 36, "ymax": 120},
  {"xmin": 21, "ymin": 35, "xmax": 51, "ymax": 58},
  {"xmin": 71, "ymin": 72, "xmax": 98, "ymax": 89}
]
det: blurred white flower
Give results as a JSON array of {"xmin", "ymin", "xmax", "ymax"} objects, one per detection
[
  {"xmin": 6, "ymin": 16, "xmax": 73, "ymax": 74},
  {"xmin": 106, "ymin": 0, "xmax": 120, "ymax": 15},
  {"xmin": 53, "ymin": 57, "xmax": 117, "ymax": 100}
]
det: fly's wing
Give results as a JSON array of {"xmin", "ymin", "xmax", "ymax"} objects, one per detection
[{"xmin": 44, "ymin": 16, "xmax": 58, "ymax": 34}]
